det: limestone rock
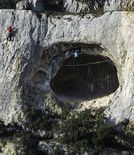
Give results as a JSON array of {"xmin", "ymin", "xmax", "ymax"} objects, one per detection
[
  {"xmin": 104, "ymin": 0, "xmax": 134, "ymax": 11},
  {"xmin": 0, "ymin": 2, "xmax": 134, "ymax": 153},
  {"xmin": 16, "ymin": 0, "xmax": 134, "ymax": 13},
  {"xmin": 16, "ymin": 0, "xmax": 45, "ymax": 12},
  {"xmin": 0, "ymin": 10, "xmax": 134, "ymax": 125},
  {"xmin": 63, "ymin": 0, "xmax": 90, "ymax": 13},
  {"xmin": 16, "ymin": 0, "xmax": 30, "ymax": 10},
  {"xmin": 38, "ymin": 141, "xmax": 130, "ymax": 155},
  {"xmin": 63, "ymin": 0, "xmax": 105, "ymax": 13}
]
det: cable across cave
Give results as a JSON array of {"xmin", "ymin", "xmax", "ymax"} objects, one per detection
[
  {"xmin": 50, "ymin": 53, "xmax": 119, "ymax": 102},
  {"xmin": 63, "ymin": 59, "xmax": 111, "ymax": 67}
]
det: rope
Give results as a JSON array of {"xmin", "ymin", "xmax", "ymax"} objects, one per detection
[{"xmin": 63, "ymin": 59, "xmax": 111, "ymax": 67}]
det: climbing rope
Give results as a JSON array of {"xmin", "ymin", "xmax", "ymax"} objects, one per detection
[{"xmin": 63, "ymin": 59, "xmax": 111, "ymax": 67}]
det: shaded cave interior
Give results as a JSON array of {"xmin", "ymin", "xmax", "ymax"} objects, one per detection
[{"xmin": 50, "ymin": 53, "xmax": 119, "ymax": 102}]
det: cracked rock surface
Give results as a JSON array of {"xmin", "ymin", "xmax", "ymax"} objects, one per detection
[
  {"xmin": 0, "ymin": 10, "xmax": 133, "ymax": 124},
  {"xmin": 16, "ymin": 0, "xmax": 134, "ymax": 13},
  {"xmin": 0, "ymin": 0, "xmax": 134, "ymax": 154}
]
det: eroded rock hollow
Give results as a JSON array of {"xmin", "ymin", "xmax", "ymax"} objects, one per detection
[
  {"xmin": 0, "ymin": 0, "xmax": 134, "ymax": 154},
  {"xmin": 51, "ymin": 53, "xmax": 119, "ymax": 102},
  {"xmin": 0, "ymin": 9, "xmax": 133, "ymax": 124}
]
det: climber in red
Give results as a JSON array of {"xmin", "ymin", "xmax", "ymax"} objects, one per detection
[{"xmin": 7, "ymin": 26, "xmax": 13, "ymax": 41}]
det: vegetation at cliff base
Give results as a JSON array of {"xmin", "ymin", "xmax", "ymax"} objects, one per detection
[
  {"xmin": 0, "ymin": 107, "xmax": 134, "ymax": 154},
  {"xmin": 56, "ymin": 108, "xmax": 115, "ymax": 152}
]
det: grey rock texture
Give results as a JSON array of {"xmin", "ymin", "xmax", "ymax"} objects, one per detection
[
  {"xmin": 16, "ymin": 0, "xmax": 134, "ymax": 13},
  {"xmin": 16, "ymin": 0, "xmax": 45, "ymax": 12},
  {"xmin": 0, "ymin": 9, "xmax": 134, "ymax": 124},
  {"xmin": 63, "ymin": 0, "xmax": 102, "ymax": 13},
  {"xmin": 16, "ymin": 0, "xmax": 30, "ymax": 10},
  {"xmin": 64, "ymin": 0, "xmax": 134, "ymax": 13},
  {"xmin": 16, "ymin": 0, "xmax": 105, "ymax": 13},
  {"xmin": 104, "ymin": 0, "xmax": 134, "ymax": 11}
]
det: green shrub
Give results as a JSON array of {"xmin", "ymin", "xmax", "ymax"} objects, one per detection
[
  {"xmin": 24, "ymin": 106, "xmax": 54, "ymax": 131},
  {"xmin": 56, "ymin": 108, "xmax": 119, "ymax": 152},
  {"xmin": 0, "ymin": 107, "xmax": 134, "ymax": 154}
]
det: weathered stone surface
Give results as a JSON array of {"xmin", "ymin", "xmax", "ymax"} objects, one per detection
[
  {"xmin": 16, "ymin": 0, "xmax": 30, "ymax": 10},
  {"xmin": 0, "ymin": 10, "xmax": 134, "ymax": 125},
  {"xmin": 16, "ymin": 0, "xmax": 45, "ymax": 12},
  {"xmin": 1, "ymin": 0, "xmax": 134, "ymax": 153},
  {"xmin": 0, "ymin": 10, "xmax": 134, "ymax": 155},
  {"xmin": 16, "ymin": 0, "xmax": 134, "ymax": 13},
  {"xmin": 63, "ymin": 0, "xmax": 107, "ymax": 13},
  {"xmin": 63, "ymin": 0, "xmax": 90, "ymax": 13},
  {"xmin": 16, "ymin": 0, "xmax": 101, "ymax": 13},
  {"xmin": 104, "ymin": 0, "xmax": 134, "ymax": 11}
]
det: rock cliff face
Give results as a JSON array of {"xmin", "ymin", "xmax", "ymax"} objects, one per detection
[
  {"xmin": 16, "ymin": 0, "xmax": 134, "ymax": 13},
  {"xmin": 104, "ymin": 0, "xmax": 134, "ymax": 11},
  {"xmin": 0, "ymin": 0, "xmax": 134, "ymax": 154},
  {"xmin": 0, "ymin": 9, "xmax": 133, "ymax": 124}
]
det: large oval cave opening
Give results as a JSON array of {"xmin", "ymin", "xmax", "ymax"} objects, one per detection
[{"xmin": 50, "ymin": 54, "xmax": 119, "ymax": 102}]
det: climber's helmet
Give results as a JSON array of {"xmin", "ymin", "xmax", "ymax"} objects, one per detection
[{"xmin": 7, "ymin": 26, "xmax": 13, "ymax": 33}]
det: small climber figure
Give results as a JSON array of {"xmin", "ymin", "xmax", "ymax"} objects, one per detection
[
  {"xmin": 65, "ymin": 49, "xmax": 80, "ymax": 59},
  {"xmin": 74, "ymin": 50, "xmax": 79, "ymax": 58},
  {"xmin": 6, "ymin": 26, "xmax": 13, "ymax": 41},
  {"xmin": 73, "ymin": 49, "xmax": 80, "ymax": 65}
]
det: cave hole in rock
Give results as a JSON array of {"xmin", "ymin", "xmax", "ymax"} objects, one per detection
[{"xmin": 50, "ymin": 54, "xmax": 119, "ymax": 102}]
